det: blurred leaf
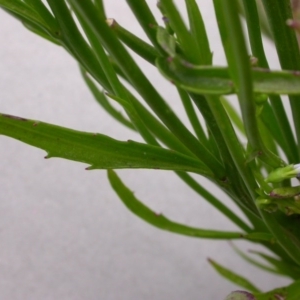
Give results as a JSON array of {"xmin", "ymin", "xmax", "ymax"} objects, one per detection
[
  {"xmin": 230, "ymin": 243, "xmax": 279, "ymax": 275},
  {"xmin": 157, "ymin": 57, "xmax": 300, "ymax": 95},
  {"xmin": 156, "ymin": 26, "xmax": 177, "ymax": 57},
  {"xmin": 107, "ymin": 169, "xmax": 245, "ymax": 239},
  {"xmin": 0, "ymin": 0, "xmax": 48, "ymax": 28},
  {"xmin": 0, "ymin": 113, "xmax": 213, "ymax": 176},
  {"xmin": 208, "ymin": 258, "xmax": 261, "ymax": 293},
  {"xmin": 244, "ymin": 232, "xmax": 276, "ymax": 243},
  {"xmin": 253, "ymin": 280, "xmax": 300, "ymax": 299},
  {"xmin": 250, "ymin": 250, "xmax": 300, "ymax": 279}
]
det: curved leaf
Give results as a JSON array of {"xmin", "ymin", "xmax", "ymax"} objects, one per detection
[{"xmin": 108, "ymin": 169, "xmax": 244, "ymax": 239}]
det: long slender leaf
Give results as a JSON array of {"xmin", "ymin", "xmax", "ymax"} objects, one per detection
[
  {"xmin": 160, "ymin": 0, "xmax": 201, "ymax": 64},
  {"xmin": 0, "ymin": 113, "xmax": 213, "ymax": 176},
  {"xmin": 108, "ymin": 19, "xmax": 158, "ymax": 65},
  {"xmin": 176, "ymin": 172, "xmax": 252, "ymax": 232},
  {"xmin": 107, "ymin": 169, "xmax": 245, "ymax": 239},
  {"xmin": 185, "ymin": 0, "xmax": 212, "ymax": 64},
  {"xmin": 80, "ymin": 70, "xmax": 135, "ymax": 131},
  {"xmin": 241, "ymin": 0, "xmax": 298, "ymax": 163},
  {"xmin": 230, "ymin": 243, "xmax": 280, "ymax": 275},
  {"xmin": 250, "ymin": 250, "xmax": 300, "ymax": 279},
  {"xmin": 208, "ymin": 258, "xmax": 261, "ymax": 293},
  {"xmin": 220, "ymin": 97, "xmax": 245, "ymax": 136},
  {"xmin": 0, "ymin": 0, "xmax": 48, "ymax": 28},
  {"xmin": 253, "ymin": 280, "xmax": 300, "ymax": 300},
  {"xmin": 261, "ymin": 0, "xmax": 300, "ymax": 158}
]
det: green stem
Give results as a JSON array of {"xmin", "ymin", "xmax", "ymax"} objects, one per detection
[
  {"xmin": 177, "ymin": 89, "xmax": 208, "ymax": 144},
  {"xmin": 46, "ymin": 0, "xmax": 112, "ymax": 92},
  {"xmin": 23, "ymin": 0, "xmax": 59, "ymax": 32},
  {"xmin": 206, "ymin": 96, "xmax": 257, "ymax": 199},
  {"xmin": 213, "ymin": 0, "xmax": 283, "ymax": 168},
  {"xmin": 108, "ymin": 19, "xmax": 158, "ymax": 65},
  {"xmin": 241, "ymin": 0, "xmax": 298, "ymax": 163},
  {"xmin": 160, "ymin": 0, "xmax": 202, "ymax": 64},
  {"xmin": 176, "ymin": 172, "xmax": 252, "ymax": 232},
  {"xmin": 125, "ymin": 0, "xmax": 164, "ymax": 54},
  {"xmin": 185, "ymin": 0, "xmax": 212, "ymax": 64},
  {"xmin": 261, "ymin": 0, "xmax": 300, "ymax": 158}
]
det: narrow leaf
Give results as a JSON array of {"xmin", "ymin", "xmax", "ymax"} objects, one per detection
[
  {"xmin": 0, "ymin": 113, "xmax": 212, "ymax": 176},
  {"xmin": 156, "ymin": 26, "xmax": 177, "ymax": 57},
  {"xmin": 250, "ymin": 250, "xmax": 300, "ymax": 279},
  {"xmin": 108, "ymin": 19, "xmax": 158, "ymax": 65},
  {"xmin": 185, "ymin": 0, "xmax": 212, "ymax": 64},
  {"xmin": 80, "ymin": 69, "xmax": 135, "ymax": 131},
  {"xmin": 244, "ymin": 232, "xmax": 276, "ymax": 243},
  {"xmin": 0, "ymin": 0, "xmax": 48, "ymax": 28},
  {"xmin": 108, "ymin": 169, "xmax": 245, "ymax": 239},
  {"xmin": 230, "ymin": 243, "xmax": 279, "ymax": 275},
  {"xmin": 253, "ymin": 280, "xmax": 300, "ymax": 300},
  {"xmin": 208, "ymin": 259, "xmax": 261, "ymax": 293},
  {"xmin": 220, "ymin": 97, "xmax": 245, "ymax": 135}
]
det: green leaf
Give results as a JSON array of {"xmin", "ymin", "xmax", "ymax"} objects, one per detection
[
  {"xmin": 185, "ymin": 0, "xmax": 212, "ymax": 64},
  {"xmin": 230, "ymin": 243, "xmax": 279, "ymax": 275},
  {"xmin": 0, "ymin": 113, "xmax": 213, "ymax": 176},
  {"xmin": 244, "ymin": 232, "xmax": 276, "ymax": 243},
  {"xmin": 156, "ymin": 57, "xmax": 300, "ymax": 96},
  {"xmin": 159, "ymin": 0, "xmax": 201, "ymax": 64},
  {"xmin": 107, "ymin": 169, "xmax": 245, "ymax": 239},
  {"xmin": 250, "ymin": 250, "xmax": 300, "ymax": 279},
  {"xmin": 0, "ymin": 0, "xmax": 48, "ymax": 28},
  {"xmin": 68, "ymin": 0, "xmax": 226, "ymax": 179},
  {"xmin": 80, "ymin": 69, "xmax": 135, "ymax": 131},
  {"xmin": 108, "ymin": 19, "xmax": 158, "ymax": 65},
  {"xmin": 208, "ymin": 258, "xmax": 261, "ymax": 293},
  {"xmin": 156, "ymin": 26, "xmax": 177, "ymax": 57},
  {"xmin": 253, "ymin": 280, "xmax": 300, "ymax": 300},
  {"xmin": 220, "ymin": 97, "xmax": 245, "ymax": 135}
]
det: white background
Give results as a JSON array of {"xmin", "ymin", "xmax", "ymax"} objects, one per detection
[{"xmin": 0, "ymin": 1, "xmax": 291, "ymax": 299}]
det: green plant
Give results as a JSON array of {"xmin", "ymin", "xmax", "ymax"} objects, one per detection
[{"xmin": 2, "ymin": 0, "xmax": 300, "ymax": 298}]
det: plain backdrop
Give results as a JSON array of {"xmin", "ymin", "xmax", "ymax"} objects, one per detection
[{"xmin": 0, "ymin": 1, "xmax": 292, "ymax": 299}]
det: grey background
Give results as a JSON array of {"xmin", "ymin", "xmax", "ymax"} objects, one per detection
[{"xmin": 0, "ymin": 1, "xmax": 291, "ymax": 299}]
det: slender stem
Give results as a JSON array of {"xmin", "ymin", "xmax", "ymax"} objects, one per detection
[
  {"xmin": 94, "ymin": 0, "xmax": 105, "ymax": 19},
  {"xmin": 160, "ymin": 0, "xmax": 202, "ymax": 64},
  {"xmin": 241, "ymin": 0, "xmax": 298, "ymax": 163},
  {"xmin": 205, "ymin": 95, "xmax": 257, "ymax": 200},
  {"xmin": 213, "ymin": 0, "xmax": 284, "ymax": 168},
  {"xmin": 108, "ymin": 19, "xmax": 158, "ymax": 65},
  {"xmin": 177, "ymin": 88, "xmax": 208, "ymax": 144},
  {"xmin": 261, "ymin": 0, "xmax": 300, "ymax": 158},
  {"xmin": 125, "ymin": 0, "xmax": 164, "ymax": 54},
  {"xmin": 176, "ymin": 172, "xmax": 252, "ymax": 232},
  {"xmin": 185, "ymin": 0, "xmax": 212, "ymax": 64},
  {"xmin": 24, "ymin": 0, "xmax": 59, "ymax": 32},
  {"xmin": 46, "ymin": 0, "xmax": 112, "ymax": 92}
]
